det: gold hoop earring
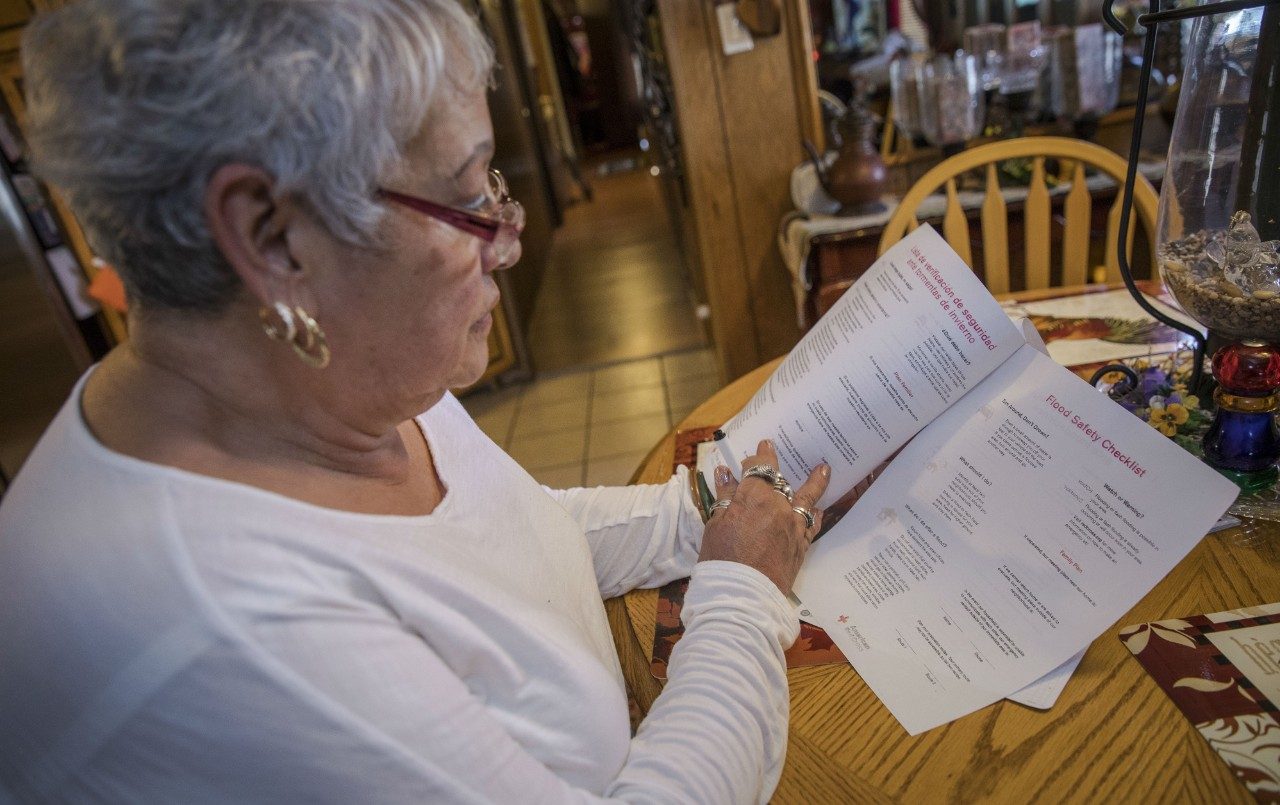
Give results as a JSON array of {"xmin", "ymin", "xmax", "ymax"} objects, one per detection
[
  {"xmin": 259, "ymin": 302, "xmax": 296, "ymax": 342},
  {"xmin": 259, "ymin": 302, "xmax": 329, "ymax": 369},
  {"xmin": 289, "ymin": 306, "xmax": 330, "ymax": 369}
]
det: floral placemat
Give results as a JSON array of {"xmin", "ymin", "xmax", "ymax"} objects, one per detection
[{"xmin": 1121, "ymin": 603, "xmax": 1280, "ymax": 803}]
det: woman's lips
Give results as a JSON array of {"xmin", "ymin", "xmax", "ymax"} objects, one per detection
[
  {"xmin": 471, "ymin": 294, "xmax": 500, "ymax": 333},
  {"xmin": 471, "ymin": 307, "xmax": 495, "ymax": 333}
]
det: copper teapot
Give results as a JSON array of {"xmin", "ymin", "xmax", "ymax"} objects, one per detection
[{"xmin": 804, "ymin": 100, "xmax": 888, "ymax": 216}]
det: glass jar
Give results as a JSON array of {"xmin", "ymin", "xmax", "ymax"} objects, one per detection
[
  {"xmin": 1157, "ymin": 3, "xmax": 1280, "ymax": 343},
  {"xmin": 997, "ymin": 20, "xmax": 1047, "ymax": 96},
  {"xmin": 889, "ymin": 55, "xmax": 927, "ymax": 142},
  {"xmin": 919, "ymin": 53, "xmax": 984, "ymax": 154},
  {"xmin": 962, "ymin": 23, "xmax": 1005, "ymax": 91},
  {"xmin": 1046, "ymin": 23, "xmax": 1124, "ymax": 122}
]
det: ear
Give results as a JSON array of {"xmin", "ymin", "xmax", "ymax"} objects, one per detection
[{"xmin": 203, "ymin": 163, "xmax": 307, "ymax": 309}]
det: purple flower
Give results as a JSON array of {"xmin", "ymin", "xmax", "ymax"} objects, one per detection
[{"xmin": 1138, "ymin": 367, "xmax": 1168, "ymax": 398}]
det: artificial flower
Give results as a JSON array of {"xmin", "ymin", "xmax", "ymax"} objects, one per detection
[
  {"xmin": 1138, "ymin": 366, "xmax": 1169, "ymax": 398},
  {"xmin": 1147, "ymin": 402, "xmax": 1190, "ymax": 436}
]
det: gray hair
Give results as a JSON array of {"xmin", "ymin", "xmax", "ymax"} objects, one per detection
[{"xmin": 22, "ymin": 0, "xmax": 494, "ymax": 312}]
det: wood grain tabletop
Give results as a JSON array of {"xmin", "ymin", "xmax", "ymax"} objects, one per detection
[{"xmin": 607, "ymin": 288, "xmax": 1280, "ymax": 803}]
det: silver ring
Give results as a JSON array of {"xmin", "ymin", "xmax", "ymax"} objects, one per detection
[
  {"xmin": 792, "ymin": 506, "xmax": 815, "ymax": 529},
  {"xmin": 709, "ymin": 499, "xmax": 732, "ymax": 514},
  {"xmin": 773, "ymin": 482, "xmax": 794, "ymax": 502},
  {"xmin": 743, "ymin": 464, "xmax": 784, "ymax": 487}
]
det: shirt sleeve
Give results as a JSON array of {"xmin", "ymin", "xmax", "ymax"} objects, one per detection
[
  {"xmin": 606, "ymin": 561, "xmax": 798, "ymax": 804},
  {"xmin": 98, "ymin": 562, "xmax": 796, "ymax": 804},
  {"xmin": 543, "ymin": 467, "xmax": 705, "ymax": 599}
]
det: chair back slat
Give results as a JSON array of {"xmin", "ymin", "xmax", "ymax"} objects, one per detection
[
  {"xmin": 1062, "ymin": 161, "xmax": 1092, "ymax": 286},
  {"xmin": 1104, "ymin": 195, "xmax": 1137, "ymax": 284},
  {"xmin": 980, "ymin": 163, "xmax": 1010, "ymax": 295},
  {"xmin": 1055, "ymin": 158, "xmax": 1076, "ymax": 185},
  {"xmin": 942, "ymin": 179, "xmax": 973, "ymax": 267},
  {"xmin": 876, "ymin": 137, "xmax": 1159, "ymax": 297},
  {"xmin": 1024, "ymin": 157, "xmax": 1051, "ymax": 289}
]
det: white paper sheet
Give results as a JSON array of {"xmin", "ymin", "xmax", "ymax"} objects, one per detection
[
  {"xmin": 718, "ymin": 227, "xmax": 1026, "ymax": 509},
  {"xmin": 793, "ymin": 346, "xmax": 1238, "ymax": 734}
]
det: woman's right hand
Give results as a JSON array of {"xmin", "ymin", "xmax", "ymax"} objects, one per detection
[{"xmin": 697, "ymin": 440, "xmax": 829, "ymax": 596}]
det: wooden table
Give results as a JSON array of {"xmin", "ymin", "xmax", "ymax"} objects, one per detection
[{"xmin": 606, "ymin": 286, "xmax": 1280, "ymax": 803}]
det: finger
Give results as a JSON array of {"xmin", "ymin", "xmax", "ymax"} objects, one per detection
[
  {"xmin": 737, "ymin": 439, "xmax": 778, "ymax": 473},
  {"xmin": 790, "ymin": 464, "xmax": 829, "ymax": 542},
  {"xmin": 739, "ymin": 439, "xmax": 784, "ymax": 492},
  {"xmin": 744, "ymin": 439, "xmax": 780, "ymax": 472},
  {"xmin": 788, "ymin": 465, "xmax": 829, "ymax": 540},
  {"xmin": 781, "ymin": 499, "xmax": 822, "ymax": 544},
  {"xmin": 792, "ymin": 462, "xmax": 831, "ymax": 511},
  {"xmin": 712, "ymin": 464, "xmax": 738, "ymax": 502}
]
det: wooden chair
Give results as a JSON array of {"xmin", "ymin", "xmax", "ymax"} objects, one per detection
[{"xmin": 877, "ymin": 136, "xmax": 1160, "ymax": 294}]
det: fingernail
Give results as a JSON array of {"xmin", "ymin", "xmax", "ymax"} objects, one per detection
[
  {"xmin": 762, "ymin": 439, "xmax": 774, "ymax": 449},
  {"xmin": 715, "ymin": 465, "xmax": 732, "ymax": 485},
  {"xmin": 820, "ymin": 463, "xmax": 831, "ymax": 478}
]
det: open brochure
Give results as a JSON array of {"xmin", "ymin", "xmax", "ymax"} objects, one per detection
[{"xmin": 709, "ymin": 226, "xmax": 1238, "ymax": 734}]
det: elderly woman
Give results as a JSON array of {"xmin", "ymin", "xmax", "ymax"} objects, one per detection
[{"xmin": 0, "ymin": 1, "xmax": 829, "ymax": 801}]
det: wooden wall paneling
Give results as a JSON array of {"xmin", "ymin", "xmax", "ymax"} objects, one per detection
[
  {"xmin": 657, "ymin": 0, "xmax": 756, "ymax": 381},
  {"xmin": 783, "ymin": 0, "xmax": 823, "ymax": 153},
  {"xmin": 714, "ymin": 29, "xmax": 804, "ymax": 366},
  {"xmin": 657, "ymin": 0, "xmax": 809, "ymax": 381}
]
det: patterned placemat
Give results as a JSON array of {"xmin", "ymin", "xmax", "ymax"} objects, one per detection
[{"xmin": 1121, "ymin": 603, "xmax": 1280, "ymax": 803}]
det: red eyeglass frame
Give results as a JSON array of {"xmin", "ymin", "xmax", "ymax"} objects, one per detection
[{"xmin": 375, "ymin": 187, "xmax": 502, "ymax": 243}]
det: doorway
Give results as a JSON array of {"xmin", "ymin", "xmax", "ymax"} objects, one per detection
[{"xmin": 460, "ymin": 0, "xmax": 717, "ymax": 486}]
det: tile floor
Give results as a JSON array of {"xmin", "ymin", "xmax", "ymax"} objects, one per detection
[
  {"xmin": 524, "ymin": 155, "xmax": 706, "ymax": 373},
  {"xmin": 462, "ymin": 348, "xmax": 720, "ymax": 488}
]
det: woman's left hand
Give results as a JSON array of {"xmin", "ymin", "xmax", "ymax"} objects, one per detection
[{"xmin": 697, "ymin": 439, "xmax": 829, "ymax": 596}]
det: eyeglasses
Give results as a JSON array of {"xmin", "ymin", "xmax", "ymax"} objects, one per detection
[{"xmin": 377, "ymin": 169, "xmax": 525, "ymax": 266}]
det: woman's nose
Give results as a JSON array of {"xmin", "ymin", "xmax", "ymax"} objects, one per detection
[{"xmin": 487, "ymin": 235, "xmax": 521, "ymax": 272}]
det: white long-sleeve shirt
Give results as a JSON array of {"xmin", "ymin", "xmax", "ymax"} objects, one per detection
[{"xmin": 0, "ymin": 379, "xmax": 798, "ymax": 803}]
